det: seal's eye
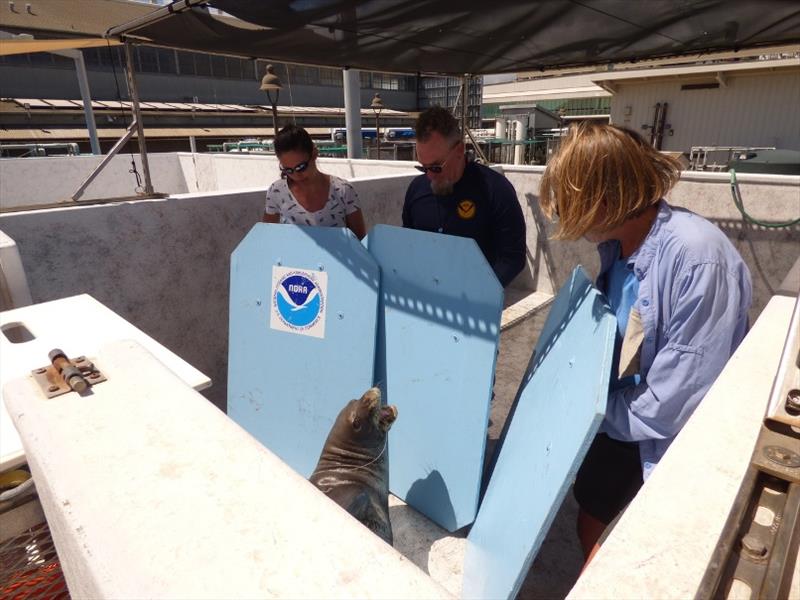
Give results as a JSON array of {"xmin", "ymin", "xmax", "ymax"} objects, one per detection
[{"xmin": 352, "ymin": 416, "xmax": 362, "ymax": 431}]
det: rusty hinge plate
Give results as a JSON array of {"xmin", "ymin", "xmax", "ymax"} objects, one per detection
[{"xmin": 30, "ymin": 355, "xmax": 106, "ymax": 399}]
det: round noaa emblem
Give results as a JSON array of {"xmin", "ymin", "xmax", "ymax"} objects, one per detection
[{"xmin": 273, "ymin": 271, "xmax": 324, "ymax": 330}]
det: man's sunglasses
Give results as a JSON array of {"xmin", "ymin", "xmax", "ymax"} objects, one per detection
[
  {"xmin": 414, "ymin": 142, "xmax": 460, "ymax": 174},
  {"xmin": 279, "ymin": 160, "xmax": 310, "ymax": 177}
]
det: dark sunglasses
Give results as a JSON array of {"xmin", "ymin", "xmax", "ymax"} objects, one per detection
[
  {"xmin": 414, "ymin": 142, "xmax": 460, "ymax": 174},
  {"xmin": 279, "ymin": 160, "xmax": 310, "ymax": 177}
]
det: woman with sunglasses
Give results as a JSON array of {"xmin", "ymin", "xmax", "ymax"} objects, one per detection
[{"xmin": 263, "ymin": 125, "xmax": 367, "ymax": 240}]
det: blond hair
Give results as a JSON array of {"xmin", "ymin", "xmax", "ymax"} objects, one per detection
[{"xmin": 539, "ymin": 123, "xmax": 682, "ymax": 240}]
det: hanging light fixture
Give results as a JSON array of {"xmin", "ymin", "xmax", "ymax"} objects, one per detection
[{"xmin": 260, "ymin": 64, "xmax": 283, "ymax": 137}]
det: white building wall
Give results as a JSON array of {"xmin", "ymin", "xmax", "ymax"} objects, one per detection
[{"xmin": 609, "ymin": 69, "xmax": 800, "ymax": 152}]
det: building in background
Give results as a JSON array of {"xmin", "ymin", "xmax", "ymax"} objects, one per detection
[
  {"xmin": 0, "ymin": 0, "xmax": 477, "ymax": 154},
  {"xmin": 481, "ymin": 48, "xmax": 799, "ymax": 168},
  {"xmin": 418, "ymin": 75, "xmax": 483, "ymax": 130}
]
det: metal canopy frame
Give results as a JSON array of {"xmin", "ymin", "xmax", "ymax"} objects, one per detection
[{"xmin": 70, "ymin": 41, "xmax": 155, "ymax": 201}]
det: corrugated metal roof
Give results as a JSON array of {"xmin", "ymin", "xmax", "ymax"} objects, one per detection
[
  {"xmin": 3, "ymin": 98, "xmax": 411, "ymax": 117},
  {"xmin": 0, "ymin": 127, "xmax": 333, "ymax": 141}
]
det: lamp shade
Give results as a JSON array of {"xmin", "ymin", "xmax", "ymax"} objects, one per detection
[
  {"xmin": 370, "ymin": 93, "xmax": 384, "ymax": 112},
  {"xmin": 260, "ymin": 64, "xmax": 283, "ymax": 92}
]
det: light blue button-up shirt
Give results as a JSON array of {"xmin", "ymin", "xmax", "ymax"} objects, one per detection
[{"xmin": 597, "ymin": 201, "xmax": 752, "ymax": 479}]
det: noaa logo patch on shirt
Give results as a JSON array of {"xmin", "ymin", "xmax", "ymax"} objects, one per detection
[
  {"xmin": 270, "ymin": 266, "xmax": 327, "ymax": 338},
  {"xmin": 457, "ymin": 200, "xmax": 476, "ymax": 219}
]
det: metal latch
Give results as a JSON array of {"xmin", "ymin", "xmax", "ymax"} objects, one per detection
[{"xmin": 30, "ymin": 348, "xmax": 106, "ymax": 398}]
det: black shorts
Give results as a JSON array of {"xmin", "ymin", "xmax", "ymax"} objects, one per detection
[{"xmin": 573, "ymin": 433, "xmax": 644, "ymax": 525}]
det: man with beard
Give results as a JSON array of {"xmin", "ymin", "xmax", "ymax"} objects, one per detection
[{"xmin": 402, "ymin": 107, "xmax": 526, "ymax": 288}]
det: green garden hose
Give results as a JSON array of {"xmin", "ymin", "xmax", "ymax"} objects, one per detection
[{"xmin": 729, "ymin": 169, "xmax": 800, "ymax": 228}]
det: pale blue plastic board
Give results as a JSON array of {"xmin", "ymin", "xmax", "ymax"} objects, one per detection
[
  {"xmin": 365, "ymin": 225, "xmax": 503, "ymax": 532},
  {"xmin": 228, "ymin": 224, "xmax": 380, "ymax": 477},
  {"xmin": 463, "ymin": 266, "xmax": 615, "ymax": 599}
]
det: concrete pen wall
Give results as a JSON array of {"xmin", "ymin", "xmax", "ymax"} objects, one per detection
[{"xmin": 1, "ymin": 155, "xmax": 798, "ymax": 411}]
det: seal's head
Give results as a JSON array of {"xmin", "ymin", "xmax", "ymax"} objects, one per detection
[{"xmin": 331, "ymin": 387, "xmax": 397, "ymax": 450}]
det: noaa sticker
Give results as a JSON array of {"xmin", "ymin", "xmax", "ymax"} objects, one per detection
[
  {"xmin": 270, "ymin": 266, "xmax": 327, "ymax": 339},
  {"xmin": 457, "ymin": 199, "xmax": 476, "ymax": 219}
]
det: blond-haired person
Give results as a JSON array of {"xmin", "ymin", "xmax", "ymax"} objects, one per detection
[{"xmin": 540, "ymin": 123, "xmax": 752, "ymax": 565}]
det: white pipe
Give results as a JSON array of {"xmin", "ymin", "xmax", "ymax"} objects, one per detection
[
  {"xmin": 514, "ymin": 118, "xmax": 526, "ymax": 165},
  {"xmin": 494, "ymin": 119, "xmax": 506, "ymax": 140}
]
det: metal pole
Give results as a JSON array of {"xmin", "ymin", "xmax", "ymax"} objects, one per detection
[
  {"xmin": 375, "ymin": 113, "xmax": 380, "ymax": 160},
  {"xmin": 123, "ymin": 42, "xmax": 154, "ymax": 195},
  {"xmin": 270, "ymin": 100, "xmax": 279, "ymax": 138},
  {"xmin": 461, "ymin": 75, "xmax": 468, "ymax": 137},
  {"xmin": 52, "ymin": 49, "xmax": 101, "ymax": 155},
  {"xmin": 189, "ymin": 135, "xmax": 197, "ymax": 153},
  {"xmin": 342, "ymin": 68, "xmax": 362, "ymax": 159},
  {"xmin": 72, "ymin": 52, "xmax": 101, "ymax": 155},
  {"xmin": 72, "ymin": 120, "xmax": 138, "ymax": 200}
]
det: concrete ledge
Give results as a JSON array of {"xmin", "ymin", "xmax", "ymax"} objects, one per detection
[
  {"xmin": 568, "ymin": 294, "xmax": 797, "ymax": 600},
  {"xmin": 4, "ymin": 339, "xmax": 451, "ymax": 599},
  {"xmin": 500, "ymin": 291, "xmax": 554, "ymax": 331}
]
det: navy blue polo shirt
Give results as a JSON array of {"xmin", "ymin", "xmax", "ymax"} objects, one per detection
[{"xmin": 402, "ymin": 161, "xmax": 526, "ymax": 288}]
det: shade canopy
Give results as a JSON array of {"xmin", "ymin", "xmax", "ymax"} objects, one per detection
[
  {"xmin": 0, "ymin": 37, "xmax": 121, "ymax": 57},
  {"xmin": 109, "ymin": 0, "xmax": 800, "ymax": 75}
]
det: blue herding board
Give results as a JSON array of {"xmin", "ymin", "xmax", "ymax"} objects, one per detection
[
  {"xmin": 462, "ymin": 266, "xmax": 615, "ymax": 599},
  {"xmin": 228, "ymin": 224, "xmax": 380, "ymax": 477},
  {"xmin": 365, "ymin": 225, "xmax": 503, "ymax": 532}
]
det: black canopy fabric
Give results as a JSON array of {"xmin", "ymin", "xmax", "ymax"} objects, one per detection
[{"xmin": 117, "ymin": 0, "xmax": 800, "ymax": 75}]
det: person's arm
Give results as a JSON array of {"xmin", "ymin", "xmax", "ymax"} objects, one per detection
[
  {"xmin": 340, "ymin": 182, "xmax": 367, "ymax": 239},
  {"xmin": 602, "ymin": 262, "xmax": 749, "ymax": 442},
  {"xmin": 489, "ymin": 176, "xmax": 527, "ymax": 287},
  {"xmin": 263, "ymin": 181, "xmax": 281, "ymax": 223},
  {"xmin": 402, "ymin": 180, "xmax": 416, "ymax": 228},
  {"xmin": 345, "ymin": 209, "xmax": 367, "ymax": 240}
]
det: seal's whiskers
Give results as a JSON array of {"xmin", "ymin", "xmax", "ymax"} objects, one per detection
[{"xmin": 350, "ymin": 441, "xmax": 387, "ymax": 472}]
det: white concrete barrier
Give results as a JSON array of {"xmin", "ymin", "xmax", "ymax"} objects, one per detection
[
  {"xmin": 3, "ymin": 339, "xmax": 452, "ymax": 599},
  {"xmin": 568, "ymin": 294, "xmax": 798, "ymax": 600},
  {"xmin": 0, "ymin": 154, "xmax": 188, "ymax": 207},
  {"xmin": 0, "ymin": 229, "xmax": 32, "ymax": 310}
]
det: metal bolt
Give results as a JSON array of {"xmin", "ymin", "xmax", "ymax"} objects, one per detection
[
  {"xmin": 740, "ymin": 534, "xmax": 768, "ymax": 559},
  {"xmin": 337, "ymin": 312, "xmax": 344, "ymax": 320},
  {"xmin": 255, "ymin": 300, "xmax": 262, "ymax": 306},
  {"xmin": 433, "ymin": 277, "xmax": 439, "ymax": 285},
  {"xmin": 453, "ymin": 335, "xmax": 459, "ymax": 343},
  {"xmin": 48, "ymin": 385, "xmax": 59, "ymax": 393},
  {"xmin": 785, "ymin": 389, "xmax": 800, "ymax": 415},
  {"xmin": 764, "ymin": 445, "xmax": 800, "ymax": 468},
  {"xmin": 35, "ymin": 368, "xmax": 46, "ymax": 374},
  {"xmin": 74, "ymin": 356, "xmax": 85, "ymax": 363},
  {"xmin": 318, "ymin": 264, "xmax": 325, "ymax": 271},
  {"xmin": 89, "ymin": 372, "xmax": 100, "ymax": 380}
]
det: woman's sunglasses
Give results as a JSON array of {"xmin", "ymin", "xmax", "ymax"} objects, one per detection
[{"xmin": 279, "ymin": 160, "xmax": 310, "ymax": 177}]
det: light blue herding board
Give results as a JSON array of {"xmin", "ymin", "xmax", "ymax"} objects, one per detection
[
  {"xmin": 365, "ymin": 225, "xmax": 503, "ymax": 532},
  {"xmin": 463, "ymin": 267, "xmax": 615, "ymax": 599},
  {"xmin": 228, "ymin": 224, "xmax": 380, "ymax": 477}
]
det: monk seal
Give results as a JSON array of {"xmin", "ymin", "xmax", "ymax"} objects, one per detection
[{"xmin": 310, "ymin": 387, "xmax": 397, "ymax": 545}]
